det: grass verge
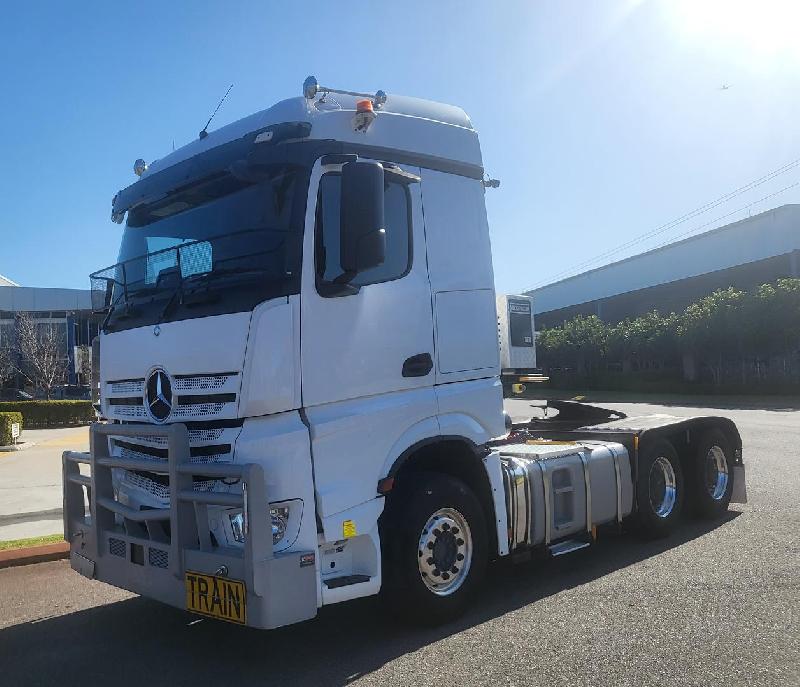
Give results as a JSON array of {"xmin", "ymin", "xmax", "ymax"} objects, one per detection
[{"xmin": 0, "ymin": 533, "xmax": 64, "ymax": 551}]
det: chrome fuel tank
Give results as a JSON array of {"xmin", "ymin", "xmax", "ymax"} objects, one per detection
[{"xmin": 499, "ymin": 441, "xmax": 633, "ymax": 551}]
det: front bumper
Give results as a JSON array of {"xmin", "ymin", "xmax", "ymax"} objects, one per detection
[{"xmin": 63, "ymin": 423, "xmax": 317, "ymax": 629}]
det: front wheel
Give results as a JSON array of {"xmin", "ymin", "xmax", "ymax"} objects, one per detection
[{"xmin": 380, "ymin": 472, "xmax": 488, "ymax": 625}]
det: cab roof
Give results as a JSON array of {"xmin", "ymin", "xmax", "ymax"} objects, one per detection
[{"xmin": 141, "ymin": 94, "xmax": 482, "ymax": 179}]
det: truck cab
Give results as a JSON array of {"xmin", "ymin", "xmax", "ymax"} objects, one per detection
[{"xmin": 64, "ymin": 77, "xmax": 744, "ymax": 629}]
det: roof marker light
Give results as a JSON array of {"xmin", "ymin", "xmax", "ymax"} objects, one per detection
[
  {"xmin": 353, "ymin": 99, "xmax": 377, "ymax": 133},
  {"xmin": 133, "ymin": 159, "xmax": 148, "ymax": 177}
]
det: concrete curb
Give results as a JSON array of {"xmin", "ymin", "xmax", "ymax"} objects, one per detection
[
  {"xmin": 0, "ymin": 441, "xmax": 36, "ymax": 453},
  {"xmin": 0, "ymin": 541, "xmax": 69, "ymax": 569}
]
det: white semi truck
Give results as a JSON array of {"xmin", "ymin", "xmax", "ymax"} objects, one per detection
[{"xmin": 63, "ymin": 77, "xmax": 746, "ymax": 629}]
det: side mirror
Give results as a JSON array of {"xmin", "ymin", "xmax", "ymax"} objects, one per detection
[{"xmin": 339, "ymin": 161, "xmax": 386, "ymax": 279}]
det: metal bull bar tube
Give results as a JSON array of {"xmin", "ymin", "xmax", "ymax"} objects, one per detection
[{"xmin": 62, "ymin": 423, "xmax": 317, "ymax": 629}]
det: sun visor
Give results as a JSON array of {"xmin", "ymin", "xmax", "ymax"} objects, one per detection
[{"xmin": 112, "ymin": 122, "xmax": 312, "ymax": 219}]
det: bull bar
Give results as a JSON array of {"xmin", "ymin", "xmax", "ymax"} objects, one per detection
[{"xmin": 62, "ymin": 422, "xmax": 317, "ymax": 629}]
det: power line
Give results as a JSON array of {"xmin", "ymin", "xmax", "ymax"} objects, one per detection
[
  {"xmin": 649, "ymin": 181, "xmax": 799, "ymax": 250},
  {"xmin": 526, "ymin": 156, "xmax": 800, "ymax": 290}
]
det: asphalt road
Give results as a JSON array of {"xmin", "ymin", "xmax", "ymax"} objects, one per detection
[{"xmin": 0, "ymin": 401, "xmax": 798, "ymax": 687}]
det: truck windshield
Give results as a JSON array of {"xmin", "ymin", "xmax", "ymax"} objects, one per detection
[{"xmin": 94, "ymin": 165, "xmax": 306, "ymax": 332}]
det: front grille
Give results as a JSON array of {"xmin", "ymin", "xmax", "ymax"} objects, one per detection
[
  {"xmin": 173, "ymin": 402, "xmax": 226, "ymax": 419},
  {"xmin": 125, "ymin": 471, "xmax": 218, "ymax": 500},
  {"xmin": 173, "ymin": 373, "xmax": 234, "ymax": 392},
  {"xmin": 109, "ymin": 537, "xmax": 126, "ymax": 557},
  {"xmin": 148, "ymin": 547, "xmax": 169, "ymax": 569},
  {"xmin": 114, "ymin": 405, "xmax": 147, "ymax": 419},
  {"xmin": 128, "ymin": 428, "xmax": 226, "ymax": 446},
  {"xmin": 105, "ymin": 371, "xmax": 240, "ymax": 422},
  {"xmin": 109, "ymin": 380, "xmax": 144, "ymax": 395},
  {"xmin": 109, "ymin": 424, "xmax": 241, "ymax": 505},
  {"xmin": 114, "ymin": 439, "xmax": 232, "ymax": 463}
]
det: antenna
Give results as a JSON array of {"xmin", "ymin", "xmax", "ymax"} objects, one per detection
[{"xmin": 199, "ymin": 83, "xmax": 234, "ymax": 140}]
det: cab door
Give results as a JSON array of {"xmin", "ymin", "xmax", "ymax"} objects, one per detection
[{"xmin": 300, "ymin": 159, "xmax": 437, "ymax": 518}]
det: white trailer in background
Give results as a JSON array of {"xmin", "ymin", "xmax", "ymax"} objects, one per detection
[
  {"xmin": 63, "ymin": 77, "xmax": 745, "ymax": 629},
  {"xmin": 496, "ymin": 293, "xmax": 548, "ymax": 396}
]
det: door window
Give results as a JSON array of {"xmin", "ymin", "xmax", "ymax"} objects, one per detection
[{"xmin": 316, "ymin": 174, "xmax": 412, "ymax": 289}]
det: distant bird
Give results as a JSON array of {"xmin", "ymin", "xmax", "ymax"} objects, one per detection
[{"xmin": 719, "ymin": 83, "xmax": 731, "ymax": 90}]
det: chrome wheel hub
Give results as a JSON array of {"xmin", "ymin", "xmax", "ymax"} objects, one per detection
[
  {"xmin": 705, "ymin": 445, "xmax": 729, "ymax": 500},
  {"xmin": 649, "ymin": 456, "xmax": 677, "ymax": 518},
  {"xmin": 417, "ymin": 508, "xmax": 472, "ymax": 596}
]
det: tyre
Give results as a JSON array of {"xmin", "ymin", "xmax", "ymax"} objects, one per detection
[
  {"xmin": 636, "ymin": 439, "xmax": 684, "ymax": 538},
  {"xmin": 690, "ymin": 428, "xmax": 733, "ymax": 519},
  {"xmin": 380, "ymin": 471, "xmax": 488, "ymax": 625}
]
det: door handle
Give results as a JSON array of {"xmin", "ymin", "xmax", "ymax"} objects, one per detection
[{"xmin": 402, "ymin": 353, "xmax": 433, "ymax": 378}]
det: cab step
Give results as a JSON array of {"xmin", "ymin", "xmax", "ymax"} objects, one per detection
[
  {"xmin": 548, "ymin": 539, "xmax": 591, "ymax": 557},
  {"xmin": 323, "ymin": 574, "xmax": 371, "ymax": 589}
]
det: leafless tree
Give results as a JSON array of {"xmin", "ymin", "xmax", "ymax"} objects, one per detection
[
  {"xmin": 12, "ymin": 313, "xmax": 69, "ymax": 400},
  {"xmin": 75, "ymin": 344, "xmax": 92, "ymax": 386},
  {"xmin": 0, "ymin": 335, "xmax": 14, "ymax": 386}
]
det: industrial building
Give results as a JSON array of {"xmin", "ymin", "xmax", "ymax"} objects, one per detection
[
  {"xmin": 0, "ymin": 274, "xmax": 97, "ymax": 394},
  {"xmin": 529, "ymin": 204, "xmax": 800, "ymax": 328}
]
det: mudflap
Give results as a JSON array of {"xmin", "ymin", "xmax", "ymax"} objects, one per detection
[{"xmin": 731, "ymin": 464, "xmax": 747, "ymax": 504}]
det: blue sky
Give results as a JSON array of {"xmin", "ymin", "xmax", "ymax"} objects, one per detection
[{"xmin": 2, "ymin": 1, "xmax": 799, "ymax": 294}]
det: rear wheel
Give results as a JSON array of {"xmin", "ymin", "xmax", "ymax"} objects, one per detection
[
  {"xmin": 380, "ymin": 472, "xmax": 488, "ymax": 625},
  {"xmin": 690, "ymin": 429, "xmax": 733, "ymax": 518},
  {"xmin": 636, "ymin": 439, "xmax": 684, "ymax": 537}
]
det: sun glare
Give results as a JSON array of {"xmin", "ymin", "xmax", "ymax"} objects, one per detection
[{"xmin": 671, "ymin": 0, "xmax": 800, "ymax": 65}]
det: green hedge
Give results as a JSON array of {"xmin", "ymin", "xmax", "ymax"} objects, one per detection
[
  {"xmin": 538, "ymin": 278, "xmax": 800, "ymax": 390},
  {"xmin": 0, "ymin": 401, "xmax": 94, "ymax": 429},
  {"xmin": 0, "ymin": 412, "xmax": 23, "ymax": 445}
]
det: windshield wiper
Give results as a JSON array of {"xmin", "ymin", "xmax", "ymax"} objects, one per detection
[
  {"xmin": 156, "ymin": 266, "xmax": 288, "ymax": 322},
  {"xmin": 187, "ymin": 266, "xmax": 288, "ymax": 287}
]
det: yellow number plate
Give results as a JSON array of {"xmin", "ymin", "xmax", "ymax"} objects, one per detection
[{"xmin": 185, "ymin": 571, "xmax": 247, "ymax": 625}]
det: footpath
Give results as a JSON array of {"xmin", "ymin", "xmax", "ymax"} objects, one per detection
[{"xmin": 0, "ymin": 426, "xmax": 89, "ymax": 542}]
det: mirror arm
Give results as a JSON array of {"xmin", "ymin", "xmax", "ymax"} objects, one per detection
[
  {"xmin": 382, "ymin": 166, "xmax": 420, "ymax": 185},
  {"xmin": 318, "ymin": 281, "xmax": 360, "ymax": 298},
  {"xmin": 333, "ymin": 269, "xmax": 357, "ymax": 285}
]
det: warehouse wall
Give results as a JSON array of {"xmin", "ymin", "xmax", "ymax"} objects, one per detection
[
  {"xmin": 537, "ymin": 250, "xmax": 800, "ymax": 327},
  {"xmin": 529, "ymin": 205, "xmax": 800, "ymax": 322}
]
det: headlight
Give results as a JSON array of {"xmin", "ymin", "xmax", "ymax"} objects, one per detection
[
  {"xmin": 269, "ymin": 506, "xmax": 289, "ymax": 544},
  {"xmin": 229, "ymin": 506, "xmax": 290, "ymax": 546}
]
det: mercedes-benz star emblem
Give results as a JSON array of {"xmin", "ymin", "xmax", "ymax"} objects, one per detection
[{"xmin": 146, "ymin": 368, "xmax": 173, "ymax": 422}]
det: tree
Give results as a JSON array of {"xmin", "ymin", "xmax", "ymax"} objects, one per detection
[
  {"xmin": 538, "ymin": 315, "xmax": 609, "ymax": 374},
  {"xmin": 608, "ymin": 311, "xmax": 680, "ymax": 372},
  {"xmin": 677, "ymin": 287, "xmax": 746, "ymax": 384},
  {"xmin": 12, "ymin": 313, "xmax": 69, "ymax": 400},
  {"xmin": 0, "ymin": 336, "xmax": 14, "ymax": 386},
  {"xmin": 75, "ymin": 344, "xmax": 92, "ymax": 386}
]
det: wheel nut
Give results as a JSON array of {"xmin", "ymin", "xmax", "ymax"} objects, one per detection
[
  {"xmin": 427, "ymin": 557, "xmax": 434, "ymax": 565},
  {"xmin": 433, "ymin": 569, "xmax": 440, "ymax": 577},
  {"xmin": 441, "ymin": 572, "xmax": 450, "ymax": 580},
  {"xmin": 442, "ymin": 523, "xmax": 450, "ymax": 531},
  {"xmin": 451, "ymin": 566, "xmax": 458, "ymax": 574},
  {"xmin": 427, "ymin": 542, "xmax": 434, "ymax": 550},
  {"xmin": 451, "ymin": 527, "xmax": 459, "ymax": 535},
  {"xmin": 456, "ymin": 538, "xmax": 464, "ymax": 546},
  {"xmin": 456, "ymin": 553, "xmax": 464, "ymax": 561}
]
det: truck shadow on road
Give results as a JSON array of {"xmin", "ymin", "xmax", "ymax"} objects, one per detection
[{"xmin": 0, "ymin": 513, "xmax": 740, "ymax": 687}]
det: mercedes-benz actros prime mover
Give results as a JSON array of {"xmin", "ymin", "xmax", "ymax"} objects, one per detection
[{"xmin": 63, "ymin": 77, "xmax": 746, "ymax": 628}]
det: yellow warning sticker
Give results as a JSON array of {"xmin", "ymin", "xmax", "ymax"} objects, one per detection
[{"xmin": 342, "ymin": 519, "xmax": 357, "ymax": 538}]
